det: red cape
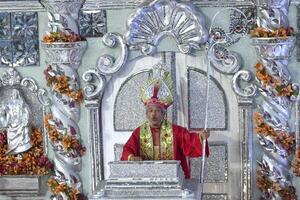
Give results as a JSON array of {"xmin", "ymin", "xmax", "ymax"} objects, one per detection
[{"xmin": 121, "ymin": 124, "xmax": 209, "ymax": 178}]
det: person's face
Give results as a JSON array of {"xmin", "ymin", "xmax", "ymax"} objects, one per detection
[{"xmin": 146, "ymin": 105, "xmax": 165, "ymax": 128}]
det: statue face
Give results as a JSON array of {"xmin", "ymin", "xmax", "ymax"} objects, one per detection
[{"xmin": 146, "ymin": 105, "xmax": 165, "ymax": 128}]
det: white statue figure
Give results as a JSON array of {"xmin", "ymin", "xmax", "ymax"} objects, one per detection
[{"xmin": 0, "ymin": 89, "xmax": 32, "ymax": 155}]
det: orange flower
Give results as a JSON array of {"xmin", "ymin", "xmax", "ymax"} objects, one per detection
[
  {"xmin": 276, "ymin": 84, "xmax": 293, "ymax": 97},
  {"xmin": 62, "ymin": 135, "xmax": 72, "ymax": 150},
  {"xmin": 54, "ymin": 76, "xmax": 70, "ymax": 94},
  {"xmin": 69, "ymin": 90, "xmax": 84, "ymax": 104},
  {"xmin": 42, "ymin": 31, "xmax": 86, "ymax": 43},
  {"xmin": 256, "ymin": 70, "xmax": 272, "ymax": 86},
  {"xmin": 31, "ymin": 128, "xmax": 42, "ymax": 145},
  {"xmin": 255, "ymin": 62, "xmax": 264, "ymax": 71},
  {"xmin": 250, "ymin": 27, "xmax": 294, "ymax": 38}
]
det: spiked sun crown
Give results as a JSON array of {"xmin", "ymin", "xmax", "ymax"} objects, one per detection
[{"xmin": 140, "ymin": 64, "xmax": 174, "ymax": 110}]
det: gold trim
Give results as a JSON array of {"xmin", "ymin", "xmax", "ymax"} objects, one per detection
[{"xmin": 139, "ymin": 121, "xmax": 174, "ymax": 160}]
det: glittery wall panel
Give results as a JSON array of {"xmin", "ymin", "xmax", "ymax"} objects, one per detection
[
  {"xmin": 202, "ymin": 194, "xmax": 228, "ymax": 200},
  {"xmin": 114, "ymin": 71, "xmax": 173, "ymax": 131},
  {"xmin": 188, "ymin": 69, "xmax": 227, "ymax": 130},
  {"xmin": 114, "ymin": 143, "xmax": 123, "ymax": 161},
  {"xmin": 79, "ymin": 10, "xmax": 107, "ymax": 38},
  {"xmin": 190, "ymin": 143, "xmax": 228, "ymax": 182},
  {"xmin": 0, "ymin": 12, "xmax": 38, "ymax": 67}
]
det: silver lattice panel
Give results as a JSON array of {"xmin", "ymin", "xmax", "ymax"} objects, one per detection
[
  {"xmin": 114, "ymin": 71, "xmax": 173, "ymax": 131},
  {"xmin": 190, "ymin": 142, "xmax": 228, "ymax": 182},
  {"xmin": 188, "ymin": 68, "xmax": 227, "ymax": 130},
  {"xmin": 0, "ymin": 12, "xmax": 39, "ymax": 67},
  {"xmin": 79, "ymin": 9, "xmax": 107, "ymax": 37}
]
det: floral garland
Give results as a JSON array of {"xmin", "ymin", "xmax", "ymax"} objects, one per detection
[
  {"xmin": 292, "ymin": 148, "xmax": 300, "ymax": 176},
  {"xmin": 44, "ymin": 114, "xmax": 86, "ymax": 157},
  {"xmin": 48, "ymin": 178, "xmax": 88, "ymax": 200},
  {"xmin": 254, "ymin": 112, "xmax": 295, "ymax": 154},
  {"xmin": 44, "ymin": 65, "xmax": 84, "ymax": 104},
  {"xmin": 254, "ymin": 62, "xmax": 298, "ymax": 198},
  {"xmin": 43, "ymin": 31, "xmax": 86, "ymax": 43},
  {"xmin": 250, "ymin": 27, "xmax": 294, "ymax": 38},
  {"xmin": 255, "ymin": 62, "xmax": 298, "ymax": 98},
  {"xmin": 256, "ymin": 168, "xmax": 297, "ymax": 200},
  {"xmin": 0, "ymin": 128, "xmax": 53, "ymax": 176}
]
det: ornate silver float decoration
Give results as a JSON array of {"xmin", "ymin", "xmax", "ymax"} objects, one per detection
[
  {"xmin": 208, "ymin": 7, "xmax": 253, "ymax": 74},
  {"xmin": 252, "ymin": 0, "xmax": 298, "ymax": 199},
  {"xmin": 83, "ymin": 0, "xmax": 210, "ymax": 198},
  {"xmin": 0, "ymin": 68, "xmax": 52, "ymax": 197},
  {"xmin": 41, "ymin": 0, "xmax": 87, "ymax": 199},
  {"xmin": 125, "ymin": 0, "xmax": 208, "ymax": 55}
]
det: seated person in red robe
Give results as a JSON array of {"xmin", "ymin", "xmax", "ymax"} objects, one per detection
[{"xmin": 121, "ymin": 68, "xmax": 210, "ymax": 179}]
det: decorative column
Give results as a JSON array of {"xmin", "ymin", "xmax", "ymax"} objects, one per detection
[
  {"xmin": 251, "ymin": 0, "xmax": 298, "ymax": 199},
  {"xmin": 41, "ymin": 0, "xmax": 88, "ymax": 199},
  {"xmin": 232, "ymin": 70, "xmax": 257, "ymax": 200}
]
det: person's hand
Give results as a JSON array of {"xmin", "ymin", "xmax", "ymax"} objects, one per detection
[
  {"xmin": 128, "ymin": 154, "xmax": 143, "ymax": 161},
  {"xmin": 199, "ymin": 129, "xmax": 210, "ymax": 141}
]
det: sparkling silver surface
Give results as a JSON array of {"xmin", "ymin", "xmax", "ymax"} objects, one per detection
[
  {"xmin": 114, "ymin": 71, "xmax": 173, "ymax": 131},
  {"xmin": 0, "ymin": 88, "xmax": 32, "ymax": 154},
  {"xmin": 125, "ymin": 0, "xmax": 208, "ymax": 55},
  {"xmin": 232, "ymin": 70, "xmax": 257, "ymax": 99},
  {"xmin": 83, "ymin": 68, "xmax": 106, "ymax": 100},
  {"xmin": 0, "ymin": 13, "xmax": 11, "ymax": 39},
  {"xmin": 230, "ymin": 6, "xmax": 256, "ymax": 34},
  {"xmin": 208, "ymin": 8, "xmax": 250, "ymax": 74},
  {"xmin": 114, "ymin": 143, "xmax": 123, "ymax": 161},
  {"xmin": 256, "ymin": 0, "xmax": 290, "ymax": 31},
  {"xmin": 42, "ymin": 41, "xmax": 87, "ymax": 70},
  {"xmin": 202, "ymin": 194, "xmax": 228, "ymax": 200},
  {"xmin": 0, "ymin": 1, "xmax": 44, "ymax": 12},
  {"xmin": 42, "ymin": 0, "xmax": 87, "ymax": 198},
  {"xmin": 82, "ymin": 0, "xmax": 256, "ymax": 10},
  {"xmin": 79, "ymin": 9, "xmax": 107, "ymax": 37},
  {"xmin": 0, "ymin": 68, "xmax": 47, "ymax": 128},
  {"xmin": 252, "ymin": 1, "xmax": 296, "ymax": 199},
  {"xmin": 103, "ymin": 161, "xmax": 186, "ymax": 198},
  {"xmin": 190, "ymin": 143, "xmax": 228, "ymax": 182},
  {"xmin": 108, "ymin": 161, "xmax": 183, "ymax": 178},
  {"xmin": 114, "ymin": 71, "xmax": 149, "ymax": 131},
  {"xmin": 0, "ymin": 12, "xmax": 38, "ymax": 67},
  {"xmin": 188, "ymin": 68, "xmax": 226, "ymax": 130},
  {"xmin": 297, "ymin": 6, "xmax": 300, "ymax": 62},
  {"xmin": 252, "ymin": 37, "xmax": 296, "ymax": 61},
  {"xmin": 96, "ymin": 33, "xmax": 128, "ymax": 75},
  {"xmin": 0, "ymin": 176, "xmax": 41, "ymax": 197},
  {"xmin": 41, "ymin": 0, "xmax": 83, "ymax": 34}
]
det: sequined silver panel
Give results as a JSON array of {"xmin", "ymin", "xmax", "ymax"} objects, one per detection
[
  {"xmin": 202, "ymin": 194, "xmax": 228, "ymax": 200},
  {"xmin": 190, "ymin": 142, "xmax": 228, "ymax": 182},
  {"xmin": 114, "ymin": 71, "xmax": 173, "ymax": 131},
  {"xmin": 79, "ymin": 10, "xmax": 107, "ymax": 38},
  {"xmin": 0, "ymin": 12, "xmax": 38, "ymax": 67},
  {"xmin": 114, "ymin": 143, "xmax": 123, "ymax": 161},
  {"xmin": 188, "ymin": 68, "xmax": 227, "ymax": 130},
  {"xmin": 297, "ymin": 6, "xmax": 300, "ymax": 62},
  {"xmin": 230, "ymin": 6, "xmax": 256, "ymax": 34}
]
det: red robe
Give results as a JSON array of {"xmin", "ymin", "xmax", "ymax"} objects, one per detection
[{"xmin": 121, "ymin": 124, "xmax": 209, "ymax": 178}]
